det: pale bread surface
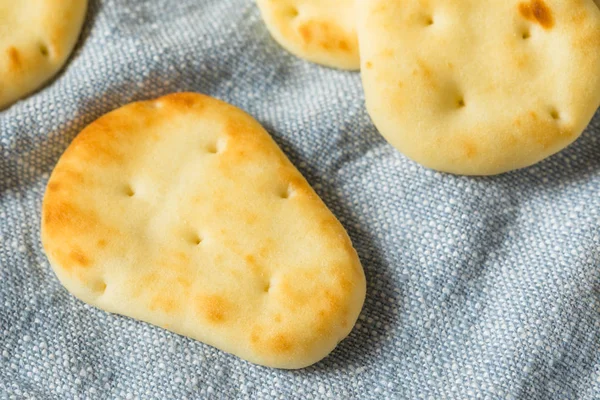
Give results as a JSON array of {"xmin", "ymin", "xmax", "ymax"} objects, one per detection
[
  {"xmin": 41, "ymin": 93, "xmax": 366, "ymax": 369},
  {"xmin": 357, "ymin": 0, "xmax": 600, "ymax": 175},
  {"xmin": 256, "ymin": 0, "xmax": 359, "ymax": 70},
  {"xmin": 0, "ymin": 0, "xmax": 87, "ymax": 109}
]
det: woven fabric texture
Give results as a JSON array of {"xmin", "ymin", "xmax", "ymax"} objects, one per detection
[{"xmin": 1, "ymin": 1, "xmax": 600, "ymax": 399}]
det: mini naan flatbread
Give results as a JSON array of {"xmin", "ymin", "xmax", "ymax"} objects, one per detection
[
  {"xmin": 0, "ymin": 0, "xmax": 87, "ymax": 109},
  {"xmin": 256, "ymin": 0, "xmax": 359, "ymax": 70},
  {"xmin": 357, "ymin": 0, "xmax": 600, "ymax": 175},
  {"xmin": 41, "ymin": 93, "xmax": 366, "ymax": 369}
]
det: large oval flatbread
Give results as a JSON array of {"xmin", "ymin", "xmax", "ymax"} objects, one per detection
[
  {"xmin": 0, "ymin": 0, "xmax": 87, "ymax": 109},
  {"xmin": 41, "ymin": 93, "xmax": 366, "ymax": 369},
  {"xmin": 357, "ymin": 0, "xmax": 600, "ymax": 175},
  {"xmin": 256, "ymin": 0, "xmax": 359, "ymax": 70}
]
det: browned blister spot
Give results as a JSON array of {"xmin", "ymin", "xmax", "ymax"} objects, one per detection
[
  {"xmin": 52, "ymin": 245, "xmax": 92, "ymax": 273},
  {"xmin": 249, "ymin": 325, "xmax": 295, "ymax": 355},
  {"xmin": 518, "ymin": 0, "xmax": 555, "ymax": 29},
  {"xmin": 196, "ymin": 294, "xmax": 232, "ymax": 324},
  {"xmin": 270, "ymin": 334, "xmax": 293, "ymax": 353},
  {"xmin": 44, "ymin": 168, "xmax": 86, "ymax": 200},
  {"xmin": 250, "ymin": 327, "xmax": 262, "ymax": 344},
  {"xmin": 97, "ymin": 239, "xmax": 107, "ymax": 248},
  {"xmin": 277, "ymin": 265, "xmax": 353, "ymax": 335},
  {"xmin": 298, "ymin": 24, "xmax": 313, "ymax": 43},
  {"xmin": 296, "ymin": 20, "xmax": 356, "ymax": 54},
  {"xmin": 277, "ymin": 273, "xmax": 313, "ymax": 311},
  {"xmin": 314, "ymin": 290, "xmax": 344, "ymax": 335},
  {"xmin": 7, "ymin": 47, "xmax": 21, "ymax": 71},
  {"xmin": 69, "ymin": 248, "xmax": 91, "ymax": 267},
  {"xmin": 338, "ymin": 40, "xmax": 350, "ymax": 52},
  {"xmin": 43, "ymin": 201, "xmax": 97, "ymax": 238},
  {"xmin": 461, "ymin": 140, "xmax": 478, "ymax": 159}
]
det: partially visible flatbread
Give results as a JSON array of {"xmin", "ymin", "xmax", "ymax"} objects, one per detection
[
  {"xmin": 256, "ymin": 0, "xmax": 359, "ymax": 70},
  {"xmin": 0, "ymin": 0, "xmax": 87, "ymax": 109},
  {"xmin": 357, "ymin": 0, "xmax": 600, "ymax": 175},
  {"xmin": 41, "ymin": 93, "xmax": 366, "ymax": 369}
]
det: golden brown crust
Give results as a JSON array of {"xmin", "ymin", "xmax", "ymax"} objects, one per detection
[{"xmin": 41, "ymin": 92, "xmax": 366, "ymax": 369}]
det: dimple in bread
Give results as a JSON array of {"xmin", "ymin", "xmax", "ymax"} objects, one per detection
[
  {"xmin": 0, "ymin": 0, "xmax": 87, "ymax": 109},
  {"xmin": 357, "ymin": 0, "xmax": 600, "ymax": 175},
  {"xmin": 256, "ymin": 0, "xmax": 359, "ymax": 70},
  {"xmin": 41, "ymin": 93, "xmax": 366, "ymax": 369}
]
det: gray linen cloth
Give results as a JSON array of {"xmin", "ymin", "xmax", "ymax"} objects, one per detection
[{"xmin": 1, "ymin": 1, "xmax": 599, "ymax": 398}]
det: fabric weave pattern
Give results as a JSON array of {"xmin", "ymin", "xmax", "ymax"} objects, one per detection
[{"xmin": 1, "ymin": 1, "xmax": 599, "ymax": 399}]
